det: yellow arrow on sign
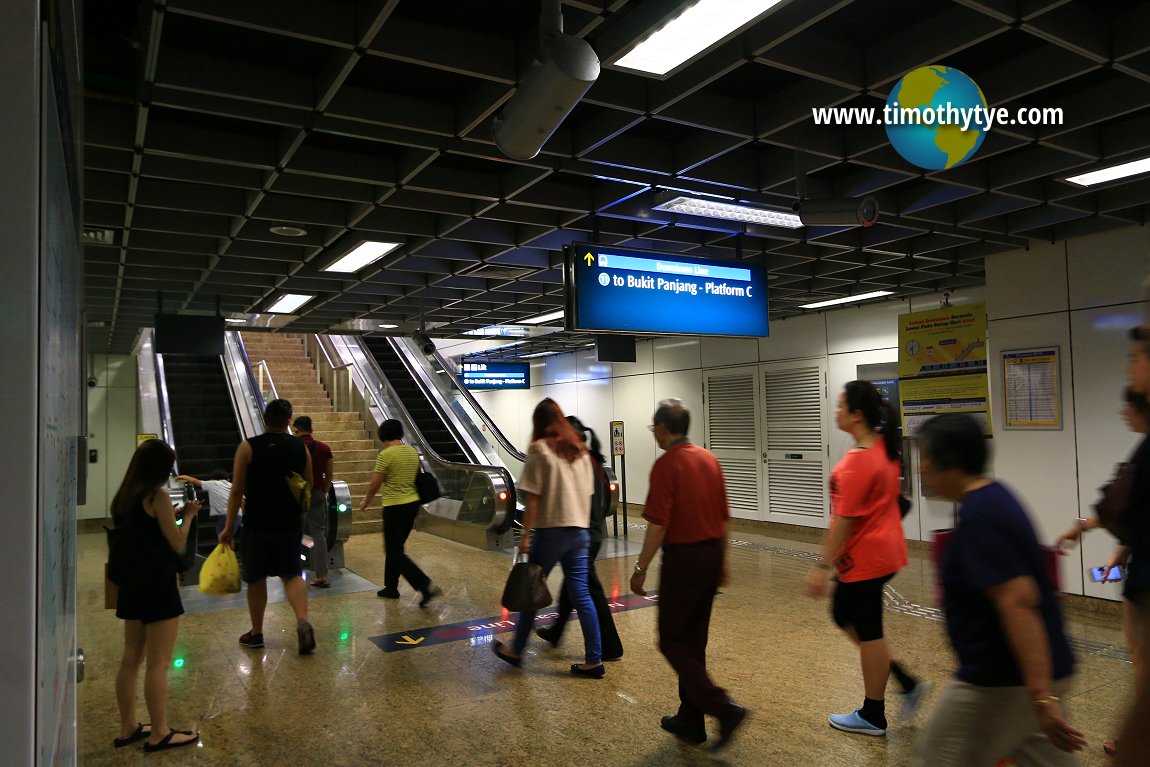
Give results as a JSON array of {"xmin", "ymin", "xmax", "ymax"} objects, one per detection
[
  {"xmin": 583, "ymin": 252, "xmax": 594, "ymax": 265},
  {"xmin": 395, "ymin": 635, "xmax": 424, "ymax": 646}
]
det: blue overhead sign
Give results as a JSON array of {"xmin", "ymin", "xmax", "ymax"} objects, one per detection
[
  {"xmin": 566, "ymin": 243, "xmax": 769, "ymax": 337},
  {"xmin": 460, "ymin": 362, "xmax": 531, "ymax": 390}
]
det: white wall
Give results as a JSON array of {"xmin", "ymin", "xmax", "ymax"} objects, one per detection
[
  {"xmin": 986, "ymin": 227, "xmax": 1150, "ymax": 600},
  {"xmin": 78, "ymin": 355, "xmax": 139, "ymax": 520}
]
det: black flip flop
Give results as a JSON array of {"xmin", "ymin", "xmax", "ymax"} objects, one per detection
[
  {"xmin": 143, "ymin": 729, "xmax": 199, "ymax": 752},
  {"xmin": 113, "ymin": 723, "xmax": 150, "ymax": 748}
]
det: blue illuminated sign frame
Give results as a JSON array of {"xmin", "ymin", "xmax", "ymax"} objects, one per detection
[
  {"xmin": 460, "ymin": 362, "xmax": 531, "ymax": 391},
  {"xmin": 565, "ymin": 242, "xmax": 769, "ymax": 337}
]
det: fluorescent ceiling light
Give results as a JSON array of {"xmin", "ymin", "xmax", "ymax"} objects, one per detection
[
  {"xmin": 378, "ymin": 323, "xmax": 399, "ymax": 329},
  {"xmin": 266, "ymin": 293, "xmax": 314, "ymax": 314},
  {"xmin": 1065, "ymin": 156, "xmax": 1150, "ymax": 187},
  {"xmin": 323, "ymin": 241, "xmax": 402, "ymax": 273},
  {"xmin": 519, "ymin": 310, "xmax": 565, "ymax": 325},
  {"xmin": 799, "ymin": 291, "xmax": 894, "ymax": 310},
  {"xmin": 653, "ymin": 196, "xmax": 803, "ymax": 228},
  {"xmin": 224, "ymin": 318, "xmax": 246, "ymax": 324},
  {"xmin": 521, "ymin": 351, "xmax": 561, "ymax": 358},
  {"xmin": 614, "ymin": 0, "xmax": 785, "ymax": 76}
]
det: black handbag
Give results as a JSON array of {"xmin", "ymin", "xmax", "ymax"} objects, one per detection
[
  {"xmin": 1095, "ymin": 460, "xmax": 1136, "ymax": 543},
  {"xmin": 415, "ymin": 466, "xmax": 442, "ymax": 504},
  {"xmin": 500, "ymin": 553, "xmax": 551, "ymax": 612}
]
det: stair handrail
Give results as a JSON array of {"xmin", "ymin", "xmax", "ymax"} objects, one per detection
[
  {"xmin": 252, "ymin": 359, "xmax": 279, "ymax": 402},
  {"xmin": 429, "ymin": 347, "xmax": 528, "ymax": 463}
]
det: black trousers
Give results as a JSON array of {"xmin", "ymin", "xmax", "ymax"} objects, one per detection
[
  {"xmin": 549, "ymin": 539, "xmax": 624, "ymax": 658},
  {"xmin": 658, "ymin": 538, "xmax": 731, "ymax": 727},
  {"xmin": 383, "ymin": 501, "xmax": 430, "ymax": 591}
]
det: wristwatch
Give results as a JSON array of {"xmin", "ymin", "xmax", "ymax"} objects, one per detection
[
  {"xmin": 1033, "ymin": 694, "xmax": 1060, "ymax": 707},
  {"xmin": 633, "ymin": 562, "xmax": 646, "ymax": 574}
]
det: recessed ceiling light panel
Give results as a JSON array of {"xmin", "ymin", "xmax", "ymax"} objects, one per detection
[
  {"xmin": 1065, "ymin": 156, "xmax": 1150, "ymax": 187},
  {"xmin": 323, "ymin": 241, "xmax": 402, "ymax": 273},
  {"xmin": 519, "ymin": 310, "xmax": 565, "ymax": 325},
  {"xmin": 266, "ymin": 293, "xmax": 315, "ymax": 314},
  {"xmin": 614, "ymin": 0, "xmax": 786, "ymax": 76},
  {"xmin": 798, "ymin": 291, "xmax": 894, "ymax": 310}
]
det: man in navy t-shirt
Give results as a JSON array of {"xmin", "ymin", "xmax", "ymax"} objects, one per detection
[{"xmin": 911, "ymin": 414, "xmax": 1085, "ymax": 767}]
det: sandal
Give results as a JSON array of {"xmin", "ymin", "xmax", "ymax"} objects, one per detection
[
  {"xmin": 112, "ymin": 723, "xmax": 150, "ymax": 748},
  {"xmin": 143, "ymin": 729, "xmax": 199, "ymax": 752},
  {"xmin": 1103, "ymin": 738, "xmax": 1118, "ymax": 756}
]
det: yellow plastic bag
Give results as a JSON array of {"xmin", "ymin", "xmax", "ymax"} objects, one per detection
[{"xmin": 198, "ymin": 544, "xmax": 241, "ymax": 595}]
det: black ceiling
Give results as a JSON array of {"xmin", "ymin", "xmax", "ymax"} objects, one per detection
[{"xmin": 82, "ymin": 0, "xmax": 1150, "ymax": 353}]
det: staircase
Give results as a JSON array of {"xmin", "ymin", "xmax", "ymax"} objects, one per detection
[{"xmin": 240, "ymin": 332, "xmax": 380, "ymax": 533}]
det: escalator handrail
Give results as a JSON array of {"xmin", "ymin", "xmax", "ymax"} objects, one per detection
[
  {"xmin": 222, "ymin": 331, "xmax": 266, "ymax": 439},
  {"xmin": 234, "ymin": 332, "xmax": 268, "ymax": 430},
  {"xmin": 319, "ymin": 334, "xmax": 517, "ymax": 530},
  {"xmin": 152, "ymin": 339, "xmax": 180, "ymax": 475},
  {"xmin": 429, "ymin": 347, "xmax": 528, "ymax": 463}
]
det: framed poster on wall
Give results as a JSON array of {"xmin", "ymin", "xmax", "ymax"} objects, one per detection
[{"xmin": 1002, "ymin": 347, "xmax": 1062, "ymax": 430}]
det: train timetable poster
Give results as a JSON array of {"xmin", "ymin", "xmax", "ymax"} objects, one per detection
[{"xmin": 897, "ymin": 302, "xmax": 991, "ymax": 435}]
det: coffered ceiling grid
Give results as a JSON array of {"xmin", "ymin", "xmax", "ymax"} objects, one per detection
[{"xmin": 84, "ymin": 0, "xmax": 1150, "ymax": 352}]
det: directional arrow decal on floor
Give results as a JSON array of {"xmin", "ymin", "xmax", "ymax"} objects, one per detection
[{"xmin": 369, "ymin": 591, "xmax": 659, "ymax": 653}]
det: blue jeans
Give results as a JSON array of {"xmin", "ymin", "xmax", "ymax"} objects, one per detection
[{"xmin": 512, "ymin": 527, "xmax": 602, "ymax": 665}]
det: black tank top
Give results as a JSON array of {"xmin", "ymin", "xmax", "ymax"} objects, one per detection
[{"xmin": 244, "ymin": 431, "xmax": 308, "ymax": 530}]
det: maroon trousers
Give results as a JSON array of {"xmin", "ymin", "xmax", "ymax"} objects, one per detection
[{"xmin": 657, "ymin": 537, "xmax": 731, "ymax": 727}]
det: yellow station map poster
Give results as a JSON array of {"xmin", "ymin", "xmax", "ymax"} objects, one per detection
[{"xmin": 898, "ymin": 302, "xmax": 991, "ymax": 435}]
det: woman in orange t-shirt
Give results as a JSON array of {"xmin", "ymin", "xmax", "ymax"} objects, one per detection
[{"xmin": 806, "ymin": 380, "xmax": 927, "ymax": 737}]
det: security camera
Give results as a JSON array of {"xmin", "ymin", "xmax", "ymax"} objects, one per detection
[
  {"xmin": 492, "ymin": 31, "xmax": 599, "ymax": 160},
  {"xmin": 412, "ymin": 331, "xmax": 436, "ymax": 356},
  {"xmin": 794, "ymin": 197, "xmax": 880, "ymax": 227},
  {"xmin": 87, "ymin": 376, "xmax": 98, "ymax": 388}
]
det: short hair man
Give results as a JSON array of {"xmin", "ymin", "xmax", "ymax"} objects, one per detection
[
  {"xmin": 175, "ymin": 468, "xmax": 241, "ymax": 538},
  {"xmin": 630, "ymin": 398, "xmax": 747, "ymax": 750},
  {"xmin": 221, "ymin": 399, "xmax": 316, "ymax": 654},
  {"xmin": 293, "ymin": 416, "xmax": 335, "ymax": 589}
]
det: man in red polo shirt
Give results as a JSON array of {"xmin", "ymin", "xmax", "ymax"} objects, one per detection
[
  {"xmin": 630, "ymin": 398, "xmax": 748, "ymax": 751},
  {"xmin": 293, "ymin": 416, "xmax": 335, "ymax": 589}
]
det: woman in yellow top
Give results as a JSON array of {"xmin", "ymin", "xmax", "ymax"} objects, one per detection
[{"xmin": 359, "ymin": 420, "xmax": 441, "ymax": 606}]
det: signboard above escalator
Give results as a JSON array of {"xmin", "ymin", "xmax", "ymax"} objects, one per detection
[{"xmin": 460, "ymin": 362, "xmax": 531, "ymax": 391}]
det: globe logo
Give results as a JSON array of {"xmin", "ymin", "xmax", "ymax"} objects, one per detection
[
  {"xmin": 598, "ymin": 273, "xmax": 610, "ymax": 286},
  {"xmin": 885, "ymin": 66, "xmax": 988, "ymax": 170}
]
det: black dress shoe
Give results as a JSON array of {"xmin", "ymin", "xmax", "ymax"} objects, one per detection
[
  {"xmin": 419, "ymin": 586, "xmax": 442, "ymax": 607},
  {"xmin": 712, "ymin": 704, "xmax": 748, "ymax": 751},
  {"xmin": 376, "ymin": 588, "xmax": 400, "ymax": 599},
  {"xmin": 534, "ymin": 626, "xmax": 560, "ymax": 646},
  {"xmin": 492, "ymin": 641, "xmax": 522, "ymax": 667},
  {"xmin": 569, "ymin": 663, "xmax": 606, "ymax": 678},
  {"xmin": 660, "ymin": 716, "xmax": 706, "ymax": 745}
]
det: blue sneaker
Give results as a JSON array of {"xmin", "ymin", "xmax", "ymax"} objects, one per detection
[
  {"xmin": 828, "ymin": 710, "xmax": 886, "ymax": 736},
  {"xmin": 899, "ymin": 681, "xmax": 932, "ymax": 722}
]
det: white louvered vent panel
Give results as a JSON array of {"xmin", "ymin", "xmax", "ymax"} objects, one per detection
[
  {"xmin": 719, "ymin": 458, "xmax": 760, "ymax": 513},
  {"xmin": 707, "ymin": 373, "xmax": 756, "ymax": 450},
  {"xmin": 766, "ymin": 460, "xmax": 825, "ymax": 518},
  {"xmin": 764, "ymin": 367, "xmax": 823, "ymax": 452}
]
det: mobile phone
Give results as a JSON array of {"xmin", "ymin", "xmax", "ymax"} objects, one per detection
[
  {"xmin": 1090, "ymin": 565, "xmax": 1123, "ymax": 582},
  {"xmin": 183, "ymin": 482, "xmax": 196, "ymax": 503}
]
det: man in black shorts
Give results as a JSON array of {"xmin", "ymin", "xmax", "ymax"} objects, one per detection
[{"xmin": 221, "ymin": 399, "xmax": 316, "ymax": 654}]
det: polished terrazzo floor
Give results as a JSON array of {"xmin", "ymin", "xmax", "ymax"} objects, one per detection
[{"xmin": 76, "ymin": 522, "xmax": 1132, "ymax": 766}]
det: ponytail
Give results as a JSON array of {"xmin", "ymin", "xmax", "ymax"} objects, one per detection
[{"xmin": 844, "ymin": 380, "xmax": 901, "ymax": 461}]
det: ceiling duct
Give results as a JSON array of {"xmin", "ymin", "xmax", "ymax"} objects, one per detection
[{"xmin": 492, "ymin": 0, "xmax": 600, "ymax": 160}]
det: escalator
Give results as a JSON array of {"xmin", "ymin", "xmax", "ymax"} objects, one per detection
[
  {"xmin": 160, "ymin": 355, "xmax": 242, "ymax": 478},
  {"xmin": 363, "ymin": 337, "xmax": 470, "ymax": 462}
]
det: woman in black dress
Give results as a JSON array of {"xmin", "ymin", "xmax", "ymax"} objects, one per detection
[{"xmin": 108, "ymin": 439, "xmax": 200, "ymax": 752}]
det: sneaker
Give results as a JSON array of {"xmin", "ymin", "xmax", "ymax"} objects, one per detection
[
  {"xmin": 828, "ymin": 710, "xmax": 886, "ymax": 737},
  {"xmin": 899, "ymin": 681, "xmax": 932, "ymax": 722},
  {"xmin": 297, "ymin": 621, "xmax": 316, "ymax": 655},
  {"xmin": 238, "ymin": 631, "xmax": 264, "ymax": 648},
  {"xmin": 419, "ymin": 586, "xmax": 442, "ymax": 608},
  {"xmin": 660, "ymin": 715, "xmax": 706, "ymax": 745},
  {"xmin": 376, "ymin": 588, "xmax": 400, "ymax": 599},
  {"xmin": 713, "ymin": 704, "xmax": 748, "ymax": 751}
]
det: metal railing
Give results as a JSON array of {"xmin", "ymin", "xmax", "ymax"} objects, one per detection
[{"xmin": 252, "ymin": 359, "xmax": 278, "ymax": 404}]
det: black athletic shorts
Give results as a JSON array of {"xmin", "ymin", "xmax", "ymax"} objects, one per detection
[
  {"xmin": 116, "ymin": 576, "xmax": 184, "ymax": 624},
  {"xmin": 831, "ymin": 573, "xmax": 895, "ymax": 642},
  {"xmin": 241, "ymin": 526, "xmax": 304, "ymax": 583}
]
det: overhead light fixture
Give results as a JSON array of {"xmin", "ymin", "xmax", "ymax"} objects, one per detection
[
  {"xmin": 323, "ymin": 241, "xmax": 402, "ymax": 273},
  {"xmin": 269, "ymin": 225, "xmax": 308, "ymax": 237},
  {"xmin": 378, "ymin": 323, "xmax": 399, "ymax": 329},
  {"xmin": 521, "ymin": 350, "xmax": 561, "ymax": 359},
  {"xmin": 266, "ymin": 293, "xmax": 314, "ymax": 314},
  {"xmin": 614, "ymin": 0, "xmax": 786, "ymax": 76},
  {"xmin": 795, "ymin": 197, "xmax": 880, "ymax": 227},
  {"xmin": 653, "ymin": 195, "xmax": 803, "ymax": 228},
  {"xmin": 224, "ymin": 318, "xmax": 246, "ymax": 324},
  {"xmin": 519, "ymin": 310, "xmax": 565, "ymax": 325},
  {"xmin": 799, "ymin": 291, "xmax": 894, "ymax": 310},
  {"xmin": 1065, "ymin": 156, "xmax": 1150, "ymax": 187}
]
